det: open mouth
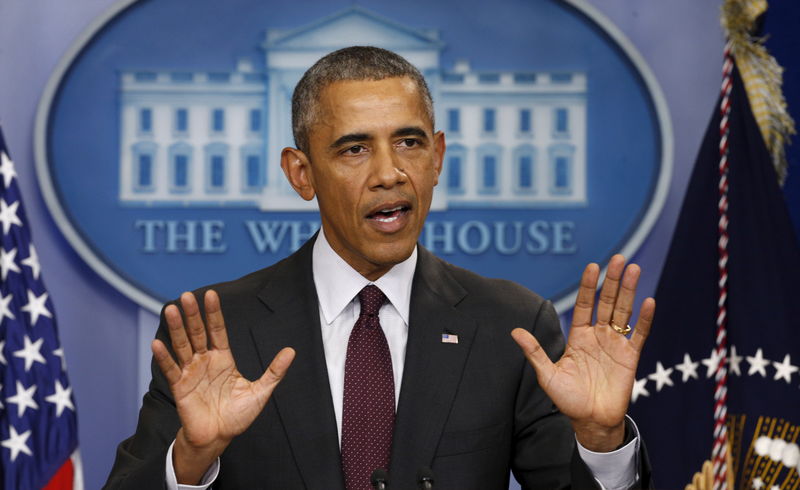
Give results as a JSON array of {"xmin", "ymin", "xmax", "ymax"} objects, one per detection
[{"xmin": 367, "ymin": 204, "xmax": 410, "ymax": 223}]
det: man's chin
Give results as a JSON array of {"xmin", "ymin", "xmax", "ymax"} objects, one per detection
[{"xmin": 365, "ymin": 241, "xmax": 417, "ymax": 268}]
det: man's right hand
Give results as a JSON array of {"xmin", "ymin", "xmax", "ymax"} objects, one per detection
[{"xmin": 152, "ymin": 289, "xmax": 295, "ymax": 485}]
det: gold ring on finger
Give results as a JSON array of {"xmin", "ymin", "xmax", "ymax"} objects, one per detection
[{"xmin": 611, "ymin": 321, "xmax": 631, "ymax": 335}]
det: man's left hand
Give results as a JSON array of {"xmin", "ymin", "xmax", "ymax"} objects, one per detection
[{"xmin": 511, "ymin": 254, "xmax": 655, "ymax": 452}]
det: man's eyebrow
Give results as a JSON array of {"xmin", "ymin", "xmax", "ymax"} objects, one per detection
[
  {"xmin": 329, "ymin": 133, "xmax": 370, "ymax": 149},
  {"xmin": 392, "ymin": 126, "xmax": 428, "ymax": 139}
]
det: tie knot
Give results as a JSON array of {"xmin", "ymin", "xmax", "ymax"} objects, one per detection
[{"xmin": 358, "ymin": 285, "xmax": 387, "ymax": 317}]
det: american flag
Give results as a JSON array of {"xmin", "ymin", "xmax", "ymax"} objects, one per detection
[
  {"xmin": 0, "ymin": 127, "xmax": 81, "ymax": 489},
  {"xmin": 441, "ymin": 332, "xmax": 459, "ymax": 344}
]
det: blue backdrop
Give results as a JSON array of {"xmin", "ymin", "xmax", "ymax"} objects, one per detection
[{"xmin": 2, "ymin": 1, "xmax": 796, "ymax": 488}]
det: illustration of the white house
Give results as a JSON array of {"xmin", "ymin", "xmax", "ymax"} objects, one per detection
[{"xmin": 118, "ymin": 7, "xmax": 587, "ymax": 210}]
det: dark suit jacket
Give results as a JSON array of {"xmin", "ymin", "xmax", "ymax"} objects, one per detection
[{"xmin": 105, "ymin": 238, "xmax": 648, "ymax": 489}]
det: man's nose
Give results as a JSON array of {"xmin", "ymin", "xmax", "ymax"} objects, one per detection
[{"xmin": 370, "ymin": 144, "xmax": 407, "ymax": 189}]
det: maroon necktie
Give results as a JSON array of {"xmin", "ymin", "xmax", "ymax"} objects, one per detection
[{"xmin": 341, "ymin": 285, "xmax": 395, "ymax": 490}]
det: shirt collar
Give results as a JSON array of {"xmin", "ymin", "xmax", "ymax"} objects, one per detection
[{"xmin": 312, "ymin": 227, "xmax": 417, "ymax": 326}]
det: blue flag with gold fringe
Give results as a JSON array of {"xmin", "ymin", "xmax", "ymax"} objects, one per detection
[{"xmin": 629, "ymin": 31, "xmax": 800, "ymax": 490}]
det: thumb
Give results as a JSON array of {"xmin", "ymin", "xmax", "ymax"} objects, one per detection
[
  {"xmin": 254, "ymin": 347, "xmax": 296, "ymax": 400},
  {"xmin": 511, "ymin": 328, "xmax": 556, "ymax": 385}
]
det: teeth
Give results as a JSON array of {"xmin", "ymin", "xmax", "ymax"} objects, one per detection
[
  {"xmin": 379, "ymin": 206, "xmax": 403, "ymax": 213},
  {"xmin": 374, "ymin": 214, "xmax": 400, "ymax": 223}
]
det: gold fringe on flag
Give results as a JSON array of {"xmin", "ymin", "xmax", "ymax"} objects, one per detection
[
  {"xmin": 685, "ymin": 442, "xmax": 734, "ymax": 490},
  {"xmin": 722, "ymin": 0, "xmax": 796, "ymax": 185}
]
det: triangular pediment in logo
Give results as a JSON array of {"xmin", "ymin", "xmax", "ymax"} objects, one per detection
[{"xmin": 263, "ymin": 6, "xmax": 443, "ymax": 50}]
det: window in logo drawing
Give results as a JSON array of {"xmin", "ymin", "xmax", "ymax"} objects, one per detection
[
  {"xmin": 552, "ymin": 107, "xmax": 570, "ymax": 139},
  {"xmin": 132, "ymin": 141, "xmax": 157, "ymax": 193},
  {"xmin": 548, "ymin": 143, "xmax": 575, "ymax": 196},
  {"xmin": 138, "ymin": 107, "xmax": 153, "ymax": 136},
  {"xmin": 518, "ymin": 108, "xmax": 533, "ymax": 137},
  {"xmin": 208, "ymin": 72, "xmax": 230, "ymax": 83},
  {"xmin": 210, "ymin": 108, "xmax": 225, "ymax": 135},
  {"xmin": 168, "ymin": 143, "xmax": 193, "ymax": 194},
  {"xmin": 482, "ymin": 108, "xmax": 497, "ymax": 136},
  {"xmin": 240, "ymin": 144, "xmax": 265, "ymax": 193},
  {"xmin": 446, "ymin": 108, "xmax": 461, "ymax": 136},
  {"xmin": 513, "ymin": 145, "xmax": 537, "ymax": 195},
  {"xmin": 174, "ymin": 108, "xmax": 189, "ymax": 136},
  {"xmin": 477, "ymin": 143, "xmax": 502, "ymax": 196},
  {"xmin": 446, "ymin": 144, "xmax": 467, "ymax": 196},
  {"xmin": 248, "ymin": 109, "xmax": 262, "ymax": 135},
  {"xmin": 204, "ymin": 142, "xmax": 228, "ymax": 193}
]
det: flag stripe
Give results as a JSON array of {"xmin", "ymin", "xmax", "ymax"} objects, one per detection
[{"xmin": 43, "ymin": 458, "xmax": 73, "ymax": 490}]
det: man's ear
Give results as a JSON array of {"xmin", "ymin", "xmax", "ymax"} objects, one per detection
[
  {"xmin": 280, "ymin": 147, "xmax": 316, "ymax": 201},
  {"xmin": 432, "ymin": 130, "xmax": 446, "ymax": 186}
]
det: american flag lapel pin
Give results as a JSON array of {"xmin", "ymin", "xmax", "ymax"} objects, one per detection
[{"xmin": 441, "ymin": 331, "xmax": 459, "ymax": 344}]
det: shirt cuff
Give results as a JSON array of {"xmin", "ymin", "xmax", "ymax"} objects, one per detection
[
  {"xmin": 165, "ymin": 439, "xmax": 220, "ymax": 490},
  {"xmin": 575, "ymin": 415, "xmax": 640, "ymax": 490}
]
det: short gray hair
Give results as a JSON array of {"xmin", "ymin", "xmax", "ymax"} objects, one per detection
[{"xmin": 291, "ymin": 46, "xmax": 435, "ymax": 154}]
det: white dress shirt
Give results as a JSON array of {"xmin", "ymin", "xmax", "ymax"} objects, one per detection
[
  {"xmin": 168, "ymin": 228, "xmax": 638, "ymax": 489},
  {"xmin": 312, "ymin": 228, "xmax": 415, "ymax": 441}
]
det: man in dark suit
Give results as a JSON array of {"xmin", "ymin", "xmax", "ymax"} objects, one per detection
[{"xmin": 106, "ymin": 46, "xmax": 654, "ymax": 489}]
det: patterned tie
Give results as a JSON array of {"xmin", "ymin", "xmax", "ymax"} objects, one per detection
[{"xmin": 341, "ymin": 285, "xmax": 395, "ymax": 490}]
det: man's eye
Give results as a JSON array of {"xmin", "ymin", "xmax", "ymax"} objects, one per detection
[
  {"xmin": 345, "ymin": 145, "xmax": 365, "ymax": 155},
  {"xmin": 401, "ymin": 138, "xmax": 419, "ymax": 148}
]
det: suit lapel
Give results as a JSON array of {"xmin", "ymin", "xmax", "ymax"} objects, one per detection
[
  {"xmin": 247, "ymin": 242, "xmax": 476, "ymax": 487},
  {"xmin": 250, "ymin": 239, "xmax": 345, "ymax": 489},
  {"xmin": 390, "ymin": 247, "xmax": 477, "ymax": 481}
]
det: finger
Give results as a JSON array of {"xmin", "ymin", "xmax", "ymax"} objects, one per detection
[
  {"xmin": 254, "ymin": 347, "xmax": 296, "ymax": 399},
  {"xmin": 596, "ymin": 254, "xmax": 626, "ymax": 325},
  {"xmin": 152, "ymin": 339, "xmax": 182, "ymax": 386},
  {"xmin": 630, "ymin": 297, "xmax": 655, "ymax": 352},
  {"xmin": 571, "ymin": 263, "xmax": 600, "ymax": 329},
  {"xmin": 181, "ymin": 291, "xmax": 208, "ymax": 355},
  {"xmin": 204, "ymin": 290, "xmax": 230, "ymax": 351},
  {"xmin": 164, "ymin": 303, "xmax": 193, "ymax": 366},
  {"xmin": 511, "ymin": 328, "xmax": 556, "ymax": 386},
  {"xmin": 610, "ymin": 263, "xmax": 641, "ymax": 329}
]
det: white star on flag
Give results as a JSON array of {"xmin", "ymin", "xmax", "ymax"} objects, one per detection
[
  {"xmin": 701, "ymin": 348, "xmax": 723, "ymax": 378},
  {"xmin": 20, "ymin": 289, "xmax": 52, "ymax": 325},
  {"xmin": 631, "ymin": 378, "xmax": 649, "ymax": 402},
  {"xmin": 0, "ymin": 292, "xmax": 14, "ymax": 323},
  {"xmin": 13, "ymin": 335, "xmax": 47, "ymax": 371},
  {"xmin": 729, "ymin": 345, "xmax": 743, "ymax": 376},
  {"xmin": 1, "ymin": 426, "xmax": 32, "ymax": 462},
  {"xmin": 0, "ymin": 151, "xmax": 17, "ymax": 188},
  {"xmin": 0, "ymin": 198, "xmax": 22, "ymax": 234},
  {"xmin": 675, "ymin": 353, "xmax": 699, "ymax": 382},
  {"xmin": 0, "ymin": 341, "xmax": 5, "ymax": 365},
  {"xmin": 21, "ymin": 244, "xmax": 41, "ymax": 280},
  {"xmin": 648, "ymin": 361, "xmax": 674, "ymax": 391},
  {"xmin": 772, "ymin": 354, "xmax": 798, "ymax": 383},
  {"xmin": 0, "ymin": 247, "xmax": 20, "ymax": 280},
  {"xmin": 752, "ymin": 476, "xmax": 764, "ymax": 489},
  {"xmin": 7, "ymin": 381, "xmax": 38, "ymax": 417},
  {"xmin": 747, "ymin": 348, "xmax": 770, "ymax": 377},
  {"xmin": 45, "ymin": 380, "xmax": 75, "ymax": 417}
]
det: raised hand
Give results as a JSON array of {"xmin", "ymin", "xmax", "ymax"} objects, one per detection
[
  {"xmin": 152, "ymin": 290, "xmax": 295, "ymax": 484},
  {"xmin": 511, "ymin": 255, "xmax": 655, "ymax": 452}
]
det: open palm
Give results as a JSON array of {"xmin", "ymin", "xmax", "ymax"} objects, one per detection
[
  {"xmin": 512, "ymin": 255, "xmax": 654, "ymax": 451},
  {"xmin": 151, "ymin": 290, "xmax": 294, "ymax": 483}
]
